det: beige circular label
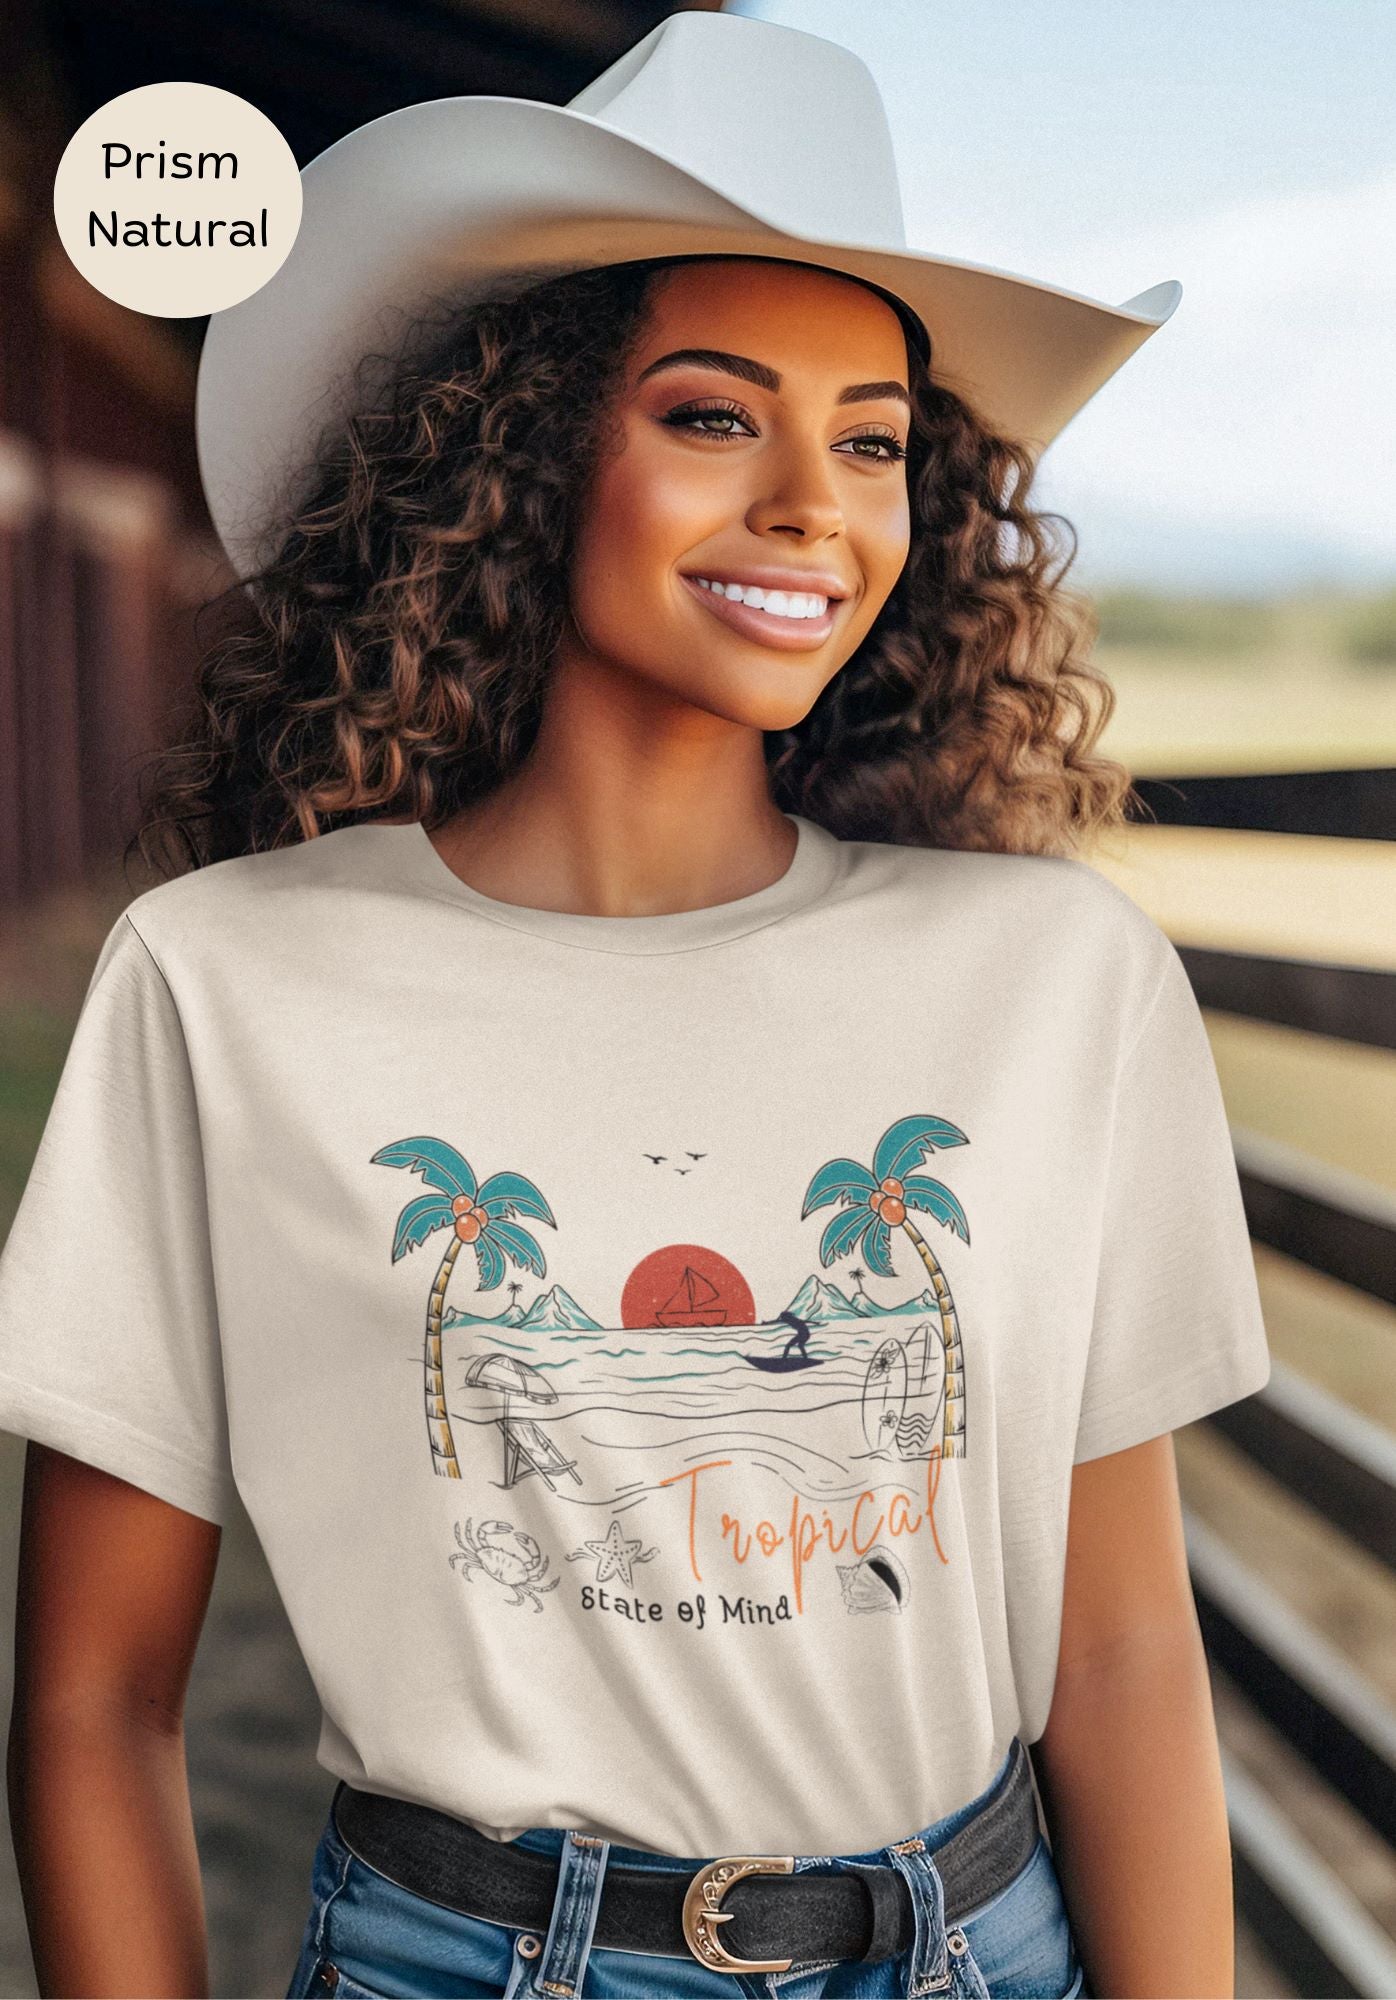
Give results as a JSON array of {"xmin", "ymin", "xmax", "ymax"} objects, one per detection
[{"xmin": 53, "ymin": 82, "xmax": 302, "ymax": 318}]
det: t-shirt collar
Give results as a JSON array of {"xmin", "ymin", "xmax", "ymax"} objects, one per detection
[{"xmin": 394, "ymin": 812, "xmax": 844, "ymax": 955}]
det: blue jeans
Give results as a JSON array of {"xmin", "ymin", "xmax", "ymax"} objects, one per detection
[{"xmin": 284, "ymin": 1741, "xmax": 1089, "ymax": 1998}]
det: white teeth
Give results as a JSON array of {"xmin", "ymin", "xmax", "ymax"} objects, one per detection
[{"xmin": 693, "ymin": 577, "xmax": 829, "ymax": 619}]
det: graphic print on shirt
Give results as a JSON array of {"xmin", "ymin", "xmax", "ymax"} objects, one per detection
[
  {"xmin": 371, "ymin": 1114, "xmax": 970, "ymax": 1617},
  {"xmin": 448, "ymin": 1517, "xmax": 560, "ymax": 1613}
]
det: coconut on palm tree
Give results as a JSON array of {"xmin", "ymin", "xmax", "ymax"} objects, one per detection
[
  {"xmin": 372, "ymin": 1135, "xmax": 557, "ymax": 1478},
  {"xmin": 801, "ymin": 1114, "xmax": 971, "ymax": 1458}
]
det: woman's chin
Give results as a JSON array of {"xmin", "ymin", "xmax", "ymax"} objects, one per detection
[
  {"xmin": 605, "ymin": 639, "xmax": 836, "ymax": 727},
  {"xmin": 688, "ymin": 684, "xmax": 828, "ymax": 732}
]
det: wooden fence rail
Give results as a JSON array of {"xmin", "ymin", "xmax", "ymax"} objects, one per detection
[{"xmin": 1139, "ymin": 767, "xmax": 1396, "ymax": 1992}]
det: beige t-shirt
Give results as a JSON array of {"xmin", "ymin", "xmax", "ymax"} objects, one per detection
[{"xmin": 0, "ymin": 813, "xmax": 1270, "ymax": 1854}]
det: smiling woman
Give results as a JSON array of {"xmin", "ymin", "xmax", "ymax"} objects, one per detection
[
  {"xmin": 643, "ymin": 324, "xmax": 906, "ymax": 645},
  {"xmin": 1, "ymin": 11, "xmax": 1267, "ymax": 1999},
  {"xmin": 556, "ymin": 259, "xmax": 916, "ymax": 767},
  {"xmin": 128, "ymin": 248, "xmax": 1127, "ymax": 882}
]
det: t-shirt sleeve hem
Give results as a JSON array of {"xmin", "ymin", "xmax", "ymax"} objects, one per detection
[
  {"xmin": 0, "ymin": 1369, "xmax": 235, "ymax": 1526},
  {"xmin": 1071, "ymin": 1341, "xmax": 1272, "ymax": 1465}
]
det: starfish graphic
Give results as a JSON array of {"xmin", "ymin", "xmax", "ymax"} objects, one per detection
[{"xmin": 567, "ymin": 1517, "xmax": 658, "ymax": 1588}]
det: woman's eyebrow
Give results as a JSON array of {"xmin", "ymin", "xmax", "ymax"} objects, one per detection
[{"xmin": 636, "ymin": 347, "xmax": 909, "ymax": 409}]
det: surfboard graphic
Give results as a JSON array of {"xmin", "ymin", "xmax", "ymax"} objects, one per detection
[
  {"xmin": 903, "ymin": 1320, "xmax": 934, "ymax": 1392},
  {"xmin": 860, "ymin": 1338, "xmax": 909, "ymax": 1453},
  {"xmin": 885, "ymin": 1321, "xmax": 947, "ymax": 1458}
]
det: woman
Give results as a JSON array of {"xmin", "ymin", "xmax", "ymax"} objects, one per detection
[{"xmin": 1, "ymin": 13, "xmax": 1269, "ymax": 1999}]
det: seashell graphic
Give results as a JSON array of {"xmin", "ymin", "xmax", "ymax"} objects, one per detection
[{"xmin": 836, "ymin": 1543, "xmax": 910, "ymax": 1615}]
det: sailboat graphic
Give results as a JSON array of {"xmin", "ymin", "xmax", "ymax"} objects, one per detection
[{"xmin": 655, "ymin": 1265, "xmax": 727, "ymax": 1328}]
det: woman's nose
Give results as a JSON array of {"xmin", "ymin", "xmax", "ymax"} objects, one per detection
[{"xmin": 744, "ymin": 438, "xmax": 846, "ymax": 541}]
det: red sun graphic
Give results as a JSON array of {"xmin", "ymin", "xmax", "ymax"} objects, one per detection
[{"xmin": 621, "ymin": 1243, "xmax": 757, "ymax": 1331}]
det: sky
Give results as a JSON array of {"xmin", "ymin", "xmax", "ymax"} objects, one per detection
[{"xmin": 723, "ymin": 0, "xmax": 1396, "ymax": 593}]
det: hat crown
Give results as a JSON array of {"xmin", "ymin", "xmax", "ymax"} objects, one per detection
[
  {"xmin": 196, "ymin": 4, "xmax": 1181, "ymax": 583},
  {"xmin": 567, "ymin": 10, "xmax": 907, "ymax": 249}
]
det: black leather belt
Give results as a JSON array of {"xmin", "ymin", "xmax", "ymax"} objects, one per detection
[{"xmin": 330, "ymin": 1736, "xmax": 1041, "ymax": 1975}]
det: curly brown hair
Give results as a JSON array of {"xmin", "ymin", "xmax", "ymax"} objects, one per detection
[{"xmin": 129, "ymin": 253, "xmax": 1139, "ymax": 881}]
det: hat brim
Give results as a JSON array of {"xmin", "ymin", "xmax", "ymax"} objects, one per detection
[{"xmin": 196, "ymin": 95, "xmax": 1181, "ymax": 582}]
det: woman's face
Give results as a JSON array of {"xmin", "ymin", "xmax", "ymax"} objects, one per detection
[{"xmin": 564, "ymin": 257, "xmax": 913, "ymax": 731}]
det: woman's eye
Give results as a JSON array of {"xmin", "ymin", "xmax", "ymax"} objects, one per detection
[
  {"xmin": 835, "ymin": 433, "xmax": 907, "ymax": 464},
  {"xmin": 662, "ymin": 400, "xmax": 755, "ymax": 439},
  {"xmin": 662, "ymin": 402, "xmax": 905, "ymax": 463}
]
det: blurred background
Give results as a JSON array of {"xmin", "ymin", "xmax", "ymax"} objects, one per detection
[{"xmin": 2, "ymin": 1, "xmax": 1394, "ymax": 1994}]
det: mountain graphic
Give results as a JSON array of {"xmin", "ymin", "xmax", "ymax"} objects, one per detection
[
  {"xmin": 782, "ymin": 1275, "xmax": 939, "ymax": 1323},
  {"xmin": 514, "ymin": 1284, "xmax": 603, "ymax": 1332},
  {"xmin": 879, "ymin": 1286, "xmax": 942, "ymax": 1318},
  {"xmin": 784, "ymin": 1275, "xmax": 869, "ymax": 1323},
  {"xmin": 443, "ymin": 1301, "xmax": 522, "ymax": 1329},
  {"xmin": 444, "ymin": 1285, "xmax": 601, "ymax": 1332}
]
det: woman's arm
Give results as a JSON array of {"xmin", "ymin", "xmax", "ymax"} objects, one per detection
[
  {"xmin": 1032, "ymin": 1432, "xmax": 1236, "ymax": 2000},
  {"xmin": 7, "ymin": 1442, "xmax": 222, "ymax": 1999}
]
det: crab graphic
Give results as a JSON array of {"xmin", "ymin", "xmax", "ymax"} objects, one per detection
[{"xmin": 449, "ymin": 1517, "xmax": 560, "ymax": 1613}]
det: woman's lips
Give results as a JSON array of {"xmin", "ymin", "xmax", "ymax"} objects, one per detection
[{"xmin": 680, "ymin": 573, "xmax": 838, "ymax": 651}]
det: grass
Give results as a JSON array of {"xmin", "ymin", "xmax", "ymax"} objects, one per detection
[
  {"xmin": 0, "ymin": 869, "xmax": 134, "ymax": 1240},
  {"xmin": 1341, "ymin": 585, "xmax": 1396, "ymax": 666},
  {"xmin": 0, "ymin": 1004, "xmax": 73, "ymax": 1238},
  {"xmin": 1094, "ymin": 589, "xmax": 1278, "ymax": 655},
  {"xmin": 1087, "ymin": 585, "xmax": 1396, "ymax": 773},
  {"xmin": 1092, "ymin": 583, "xmax": 1396, "ymax": 673}
]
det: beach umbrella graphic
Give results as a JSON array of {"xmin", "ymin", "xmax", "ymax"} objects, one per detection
[{"xmin": 462, "ymin": 1352, "xmax": 570, "ymax": 1488}]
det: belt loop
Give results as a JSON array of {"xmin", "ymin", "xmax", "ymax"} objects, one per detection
[
  {"xmin": 883, "ymin": 1834, "xmax": 951, "ymax": 1997},
  {"xmin": 524, "ymin": 1831, "xmax": 611, "ymax": 1998}
]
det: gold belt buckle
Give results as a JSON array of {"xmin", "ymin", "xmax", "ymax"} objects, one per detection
[{"xmin": 681, "ymin": 1853, "xmax": 796, "ymax": 1974}]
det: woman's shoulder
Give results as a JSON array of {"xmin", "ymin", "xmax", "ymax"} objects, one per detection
[
  {"xmin": 116, "ymin": 820, "xmax": 405, "ymax": 970},
  {"xmin": 850, "ymin": 833, "xmax": 1175, "ymax": 968}
]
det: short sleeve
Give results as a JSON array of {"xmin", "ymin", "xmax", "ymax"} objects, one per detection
[
  {"xmin": 0, "ymin": 912, "xmax": 236, "ymax": 1524},
  {"xmin": 1073, "ymin": 934, "xmax": 1272, "ymax": 1464}
]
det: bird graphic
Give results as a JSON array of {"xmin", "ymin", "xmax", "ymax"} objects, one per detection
[
  {"xmin": 642, "ymin": 1154, "xmax": 666, "ymax": 1165},
  {"xmin": 686, "ymin": 1151, "xmax": 707, "ymax": 1160},
  {"xmin": 674, "ymin": 1166, "xmax": 692, "ymax": 1175}
]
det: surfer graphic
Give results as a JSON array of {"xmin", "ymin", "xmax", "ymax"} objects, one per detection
[
  {"xmin": 777, "ymin": 1309, "xmax": 813, "ymax": 1361},
  {"xmin": 745, "ymin": 1308, "xmax": 822, "ymax": 1373}
]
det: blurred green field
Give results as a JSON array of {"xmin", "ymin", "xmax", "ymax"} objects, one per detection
[
  {"xmin": 0, "ymin": 873, "xmax": 132, "ymax": 1238},
  {"xmin": 1092, "ymin": 584, "xmax": 1396, "ymax": 773},
  {"xmin": 0, "ymin": 1006, "xmax": 71, "ymax": 1237},
  {"xmin": 1094, "ymin": 583, "xmax": 1396, "ymax": 667}
]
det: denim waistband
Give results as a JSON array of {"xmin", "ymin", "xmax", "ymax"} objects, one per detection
[{"xmin": 324, "ymin": 1738, "xmax": 1040, "ymax": 1995}]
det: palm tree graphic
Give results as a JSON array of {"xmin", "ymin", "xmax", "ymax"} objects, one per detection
[
  {"xmin": 801, "ymin": 1114, "xmax": 971, "ymax": 1458},
  {"xmin": 372, "ymin": 1135, "xmax": 557, "ymax": 1480}
]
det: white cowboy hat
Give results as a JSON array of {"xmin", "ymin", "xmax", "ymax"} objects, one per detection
[{"xmin": 195, "ymin": 2, "xmax": 1181, "ymax": 584}]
